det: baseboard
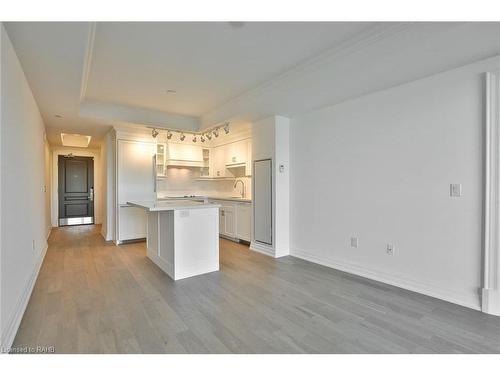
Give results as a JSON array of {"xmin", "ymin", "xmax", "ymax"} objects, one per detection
[
  {"xmin": 1, "ymin": 241, "xmax": 49, "ymax": 352},
  {"xmin": 481, "ymin": 288, "xmax": 500, "ymax": 316},
  {"xmin": 291, "ymin": 248, "xmax": 480, "ymax": 311},
  {"xmin": 250, "ymin": 241, "xmax": 275, "ymax": 257}
]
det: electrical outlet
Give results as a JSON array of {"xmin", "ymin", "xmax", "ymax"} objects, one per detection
[
  {"xmin": 450, "ymin": 183, "xmax": 462, "ymax": 197},
  {"xmin": 386, "ymin": 244, "xmax": 394, "ymax": 256},
  {"xmin": 350, "ymin": 237, "xmax": 358, "ymax": 248}
]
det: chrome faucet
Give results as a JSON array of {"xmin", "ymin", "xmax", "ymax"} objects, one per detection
[{"xmin": 234, "ymin": 179, "xmax": 245, "ymax": 198}]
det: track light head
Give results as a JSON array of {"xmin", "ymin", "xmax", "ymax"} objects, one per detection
[
  {"xmin": 206, "ymin": 132, "xmax": 212, "ymax": 140},
  {"xmin": 180, "ymin": 133, "xmax": 185, "ymax": 141},
  {"xmin": 192, "ymin": 135, "xmax": 197, "ymax": 143},
  {"xmin": 152, "ymin": 128, "xmax": 159, "ymax": 138},
  {"xmin": 166, "ymin": 131, "xmax": 172, "ymax": 140},
  {"xmin": 201, "ymin": 135, "xmax": 205, "ymax": 143},
  {"xmin": 213, "ymin": 128, "xmax": 219, "ymax": 138},
  {"xmin": 224, "ymin": 123, "xmax": 230, "ymax": 134}
]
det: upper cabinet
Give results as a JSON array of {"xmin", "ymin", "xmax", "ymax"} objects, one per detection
[
  {"xmin": 155, "ymin": 137, "xmax": 252, "ymax": 179},
  {"xmin": 225, "ymin": 139, "xmax": 248, "ymax": 166},
  {"xmin": 213, "ymin": 145, "xmax": 226, "ymax": 177},
  {"xmin": 156, "ymin": 143, "xmax": 166, "ymax": 177}
]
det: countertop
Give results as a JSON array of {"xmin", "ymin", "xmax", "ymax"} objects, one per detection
[
  {"xmin": 156, "ymin": 194, "xmax": 252, "ymax": 203},
  {"xmin": 206, "ymin": 196, "xmax": 252, "ymax": 203},
  {"xmin": 127, "ymin": 200, "xmax": 221, "ymax": 212}
]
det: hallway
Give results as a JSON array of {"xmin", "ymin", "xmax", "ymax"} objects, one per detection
[{"xmin": 10, "ymin": 225, "xmax": 500, "ymax": 353}]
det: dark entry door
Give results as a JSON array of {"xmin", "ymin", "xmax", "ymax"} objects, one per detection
[{"xmin": 58, "ymin": 155, "xmax": 94, "ymax": 226}]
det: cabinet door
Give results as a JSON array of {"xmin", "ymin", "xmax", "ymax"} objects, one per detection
[
  {"xmin": 225, "ymin": 140, "xmax": 248, "ymax": 165},
  {"xmin": 117, "ymin": 140, "xmax": 155, "ymax": 203},
  {"xmin": 213, "ymin": 146, "xmax": 226, "ymax": 177},
  {"xmin": 119, "ymin": 206, "xmax": 147, "ymax": 241},
  {"xmin": 236, "ymin": 203, "xmax": 252, "ymax": 241},
  {"xmin": 156, "ymin": 143, "xmax": 166, "ymax": 177},
  {"xmin": 223, "ymin": 205, "xmax": 236, "ymax": 238}
]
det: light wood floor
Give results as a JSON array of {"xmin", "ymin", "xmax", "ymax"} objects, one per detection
[{"xmin": 12, "ymin": 225, "xmax": 500, "ymax": 353}]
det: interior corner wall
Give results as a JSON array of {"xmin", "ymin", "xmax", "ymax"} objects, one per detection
[
  {"xmin": 251, "ymin": 115, "xmax": 290, "ymax": 258},
  {"xmin": 1, "ymin": 24, "xmax": 49, "ymax": 349},
  {"xmin": 290, "ymin": 56, "xmax": 500, "ymax": 310}
]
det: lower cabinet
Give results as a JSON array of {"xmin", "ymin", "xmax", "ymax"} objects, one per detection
[
  {"xmin": 236, "ymin": 203, "xmax": 251, "ymax": 241},
  {"xmin": 222, "ymin": 204, "xmax": 236, "ymax": 238},
  {"xmin": 210, "ymin": 200, "xmax": 251, "ymax": 242},
  {"xmin": 118, "ymin": 205, "xmax": 147, "ymax": 242}
]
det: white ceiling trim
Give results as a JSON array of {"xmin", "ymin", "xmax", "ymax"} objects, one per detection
[
  {"xmin": 79, "ymin": 22, "xmax": 96, "ymax": 104},
  {"xmin": 79, "ymin": 99, "xmax": 200, "ymax": 130}
]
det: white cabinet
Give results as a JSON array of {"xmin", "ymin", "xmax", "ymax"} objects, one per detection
[
  {"xmin": 210, "ymin": 199, "xmax": 251, "ymax": 241},
  {"xmin": 213, "ymin": 146, "xmax": 226, "ymax": 177},
  {"xmin": 117, "ymin": 139, "xmax": 155, "ymax": 242},
  {"xmin": 119, "ymin": 206, "xmax": 148, "ymax": 241},
  {"xmin": 236, "ymin": 203, "xmax": 251, "ymax": 241},
  {"xmin": 156, "ymin": 143, "xmax": 166, "ymax": 177},
  {"xmin": 222, "ymin": 204, "xmax": 236, "ymax": 238},
  {"xmin": 225, "ymin": 139, "xmax": 248, "ymax": 166}
]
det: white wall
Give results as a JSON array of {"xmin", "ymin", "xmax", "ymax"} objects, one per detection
[
  {"xmin": 290, "ymin": 56, "xmax": 500, "ymax": 310},
  {"xmin": 50, "ymin": 146, "xmax": 103, "ymax": 228},
  {"xmin": 1, "ymin": 24, "xmax": 49, "ymax": 349}
]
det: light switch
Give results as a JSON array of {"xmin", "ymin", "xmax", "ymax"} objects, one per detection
[
  {"xmin": 350, "ymin": 237, "xmax": 358, "ymax": 248},
  {"xmin": 450, "ymin": 184, "xmax": 462, "ymax": 197}
]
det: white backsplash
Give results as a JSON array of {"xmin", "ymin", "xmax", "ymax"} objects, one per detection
[{"xmin": 156, "ymin": 167, "xmax": 252, "ymax": 199}]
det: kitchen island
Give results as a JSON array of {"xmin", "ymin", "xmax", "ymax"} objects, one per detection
[{"xmin": 127, "ymin": 200, "xmax": 220, "ymax": 280}]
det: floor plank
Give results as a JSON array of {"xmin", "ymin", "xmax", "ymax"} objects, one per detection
[{"xmin": 11, "ymin": 225, "xmax": 500, "ymax": 353}]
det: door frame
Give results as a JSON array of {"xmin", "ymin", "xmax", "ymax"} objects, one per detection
[
  {"xmin": 51, "ymin": 147, "xmax": 101, "ymax": 227},
  {"xmin": 483, "ymin": 71, "xmax": 500, "ymax": 316}
]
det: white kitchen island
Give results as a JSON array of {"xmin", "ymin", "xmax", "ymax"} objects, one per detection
[{"xmin": 127, "ymin": 200, "xmax": 220, "ymax": 281}]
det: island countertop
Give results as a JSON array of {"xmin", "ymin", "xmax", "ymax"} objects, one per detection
[{"xmin": 127, "ymin": 200, "xmax": 221, "ymax": 212}]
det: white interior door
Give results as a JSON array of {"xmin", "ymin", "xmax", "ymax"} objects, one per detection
[{"xmin": 253, "ymin": 159, "xmax": 272, "ymax": 245}]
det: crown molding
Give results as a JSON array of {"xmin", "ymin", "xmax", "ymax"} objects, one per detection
[
  {"xmin": 79, "ymin": 22, "xmax": 96, "ymax": 104},
  {"xmin": 200, "ymin": 22, "xmax": 416, "ymax": 125}
]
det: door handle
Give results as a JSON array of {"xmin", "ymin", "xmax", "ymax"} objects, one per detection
[{"xmin": 89, "ymin": 187, "xmax": 94, "ymax": 201}]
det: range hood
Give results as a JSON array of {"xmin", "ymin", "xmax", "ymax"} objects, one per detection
[{"xmin": 165, "ymin": 143, "xmax": 204, "ymax": 167}]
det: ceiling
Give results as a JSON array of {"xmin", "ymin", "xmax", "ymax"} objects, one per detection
[
  {"xmin": 4, "ymin": 21, "xmax": 500, "ymax": 147},
  {"xmin": 85, "ymin": 22, "xmax": 375, "ymax": 116}
]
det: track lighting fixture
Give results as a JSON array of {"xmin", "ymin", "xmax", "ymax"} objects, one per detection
[{"xmin": 149, "ymin": 122, "xmax": 230, "ymax": 143}]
